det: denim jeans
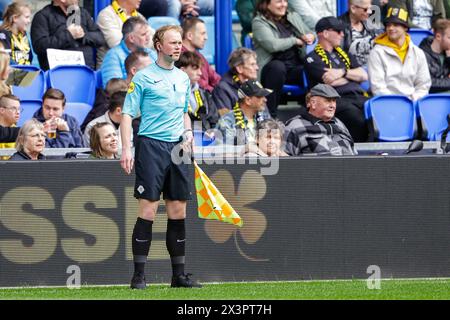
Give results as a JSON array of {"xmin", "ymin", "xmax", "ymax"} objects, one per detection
[{"xmin": 167, "ymin": 0, "xmax": 214, "ymax": 18}]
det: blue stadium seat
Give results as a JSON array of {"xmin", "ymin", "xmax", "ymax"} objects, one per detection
[
  {"xmin": 200, "ymin": 16, "xmax": 215, "ymax": 65},
  {"xmin": 364, "ymin": 95, "xmax": 417, "ymax": 141},
  {"xmin": 64, "ymin": 102, "xmax": 93, "ymax": 126},
  {"xmin": 408, "ymin": 28, "xmax": 434, "ymax": 46},
  {"xmin": 147, "ymin": 16, "xmax": 180, "ymax": 30},
  {"xmin": 360, "ymin": 80, "xmax": 370, "ymax": 92},
  {"xmin": 11, "ymin": 65, "xmax": 46, "ymax": 101},
  {"xmin": 416, "ymin": 94, "xmax": 450, "ymax": 141},
  {"xmin": 47, "ymin": 65, "xmax": 96, "ymax": 106},
  {"xmin": 17, "ymin": 100, "xmax": 42, "ymax": 127},
  {"xmin": 194, "ymin": 130, "xmax": 215, "ymax": 146},
  {"xmin": 360, "ymin": 66, "xmax": 370, "ymax": 92}
]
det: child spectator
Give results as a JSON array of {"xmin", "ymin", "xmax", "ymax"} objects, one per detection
[{"xmin": 0, "ymin": 1, "xmax": 32, "ymax": 65}]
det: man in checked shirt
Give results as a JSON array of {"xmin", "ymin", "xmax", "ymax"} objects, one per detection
[{"xmin": 284, "ymin": 83, "xmax": 357, "ymax": 156}]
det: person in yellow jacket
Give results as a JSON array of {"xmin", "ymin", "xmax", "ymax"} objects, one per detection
[{"xmin": 368, "ymin": 7, "xmax": 431, "ymax": 100}]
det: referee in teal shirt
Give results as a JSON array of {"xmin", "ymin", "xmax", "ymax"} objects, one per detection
[{"xmin": 120, "ymin": 25, "xmax": 201, "ymax": 290}]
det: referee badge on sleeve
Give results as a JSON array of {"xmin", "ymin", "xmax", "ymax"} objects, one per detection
[{"xmin": 128, "ymin": 82, "xmax": 135, "ymax": 94}]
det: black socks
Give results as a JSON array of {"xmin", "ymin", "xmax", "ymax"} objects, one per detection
[
  {"xmin": 166, "ymin": 219, "xmax": 186, "ymax": 277},
  {"xmin": 132, "ymin": 217, "xmax": 153, "ymax": 275}
]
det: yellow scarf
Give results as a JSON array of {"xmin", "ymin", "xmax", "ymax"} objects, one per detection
[
  {"xmin": 11, "ymin": 32, "xmax": 31, "ymax": 65},
  {"xmin": 375, "ymin": 33, "xmax": 411, "ymax": 64},
  {"xmin": 188, "ymin": 89, "xmax": 205, "ymax": 118},
  {"xmin": 112, "ymin": 0, "xmax": 138, "ymax": 23}
]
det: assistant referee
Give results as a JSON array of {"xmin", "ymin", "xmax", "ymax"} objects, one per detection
[{"xmin": 120, "ymin": 25, "xmax": 201, "ymax": 290}]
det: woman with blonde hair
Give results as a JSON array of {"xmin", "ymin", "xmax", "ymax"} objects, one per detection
[
  {"xmin": 10, "ymin": 118, "xmax": 46, "ymax": 160},
  {"xmin": 0, "ymin": 1, "xmax": 32, "ymax": 65},
  {"xmin": 89, "ymin": 122, "xmax": 119, "ymax": 159}
]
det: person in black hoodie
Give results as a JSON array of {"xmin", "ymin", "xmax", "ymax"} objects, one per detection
[
  {"xmin": 419, "ymin": 18, "xmax": 450, "ymax": 93},
  {"xmin": 30, "ymin": 0, "xmax": 105, "ymax": 70}
]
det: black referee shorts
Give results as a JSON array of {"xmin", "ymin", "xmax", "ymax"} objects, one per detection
[{"xmin": 134, "ymin": 136, "xmax": 192, "ymax": 201}]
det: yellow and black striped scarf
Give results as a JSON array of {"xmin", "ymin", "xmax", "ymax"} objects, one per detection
[{"xmin": 112, "ymin": 0, "xmax": 138, "ymax": 23}]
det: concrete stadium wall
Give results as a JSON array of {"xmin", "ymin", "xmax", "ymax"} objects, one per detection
[{"xmin": 0, "ymin": 157, "xmax": 449, "ymax": 287}]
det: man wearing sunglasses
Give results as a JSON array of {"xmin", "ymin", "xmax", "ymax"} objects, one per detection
[{"xmin": 338, "ymin": 0, "xmax": 383, "ymax": 67}]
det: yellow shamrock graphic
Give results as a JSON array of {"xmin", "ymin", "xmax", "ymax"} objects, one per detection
[{"xmin": 204, "ymin": 169, "xmax": 269, "ymax": 261}]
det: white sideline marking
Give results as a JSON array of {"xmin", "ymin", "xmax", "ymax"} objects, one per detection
[{"xmin": 1, "ymin": 278, "xmax": 450, "ymax": 290}]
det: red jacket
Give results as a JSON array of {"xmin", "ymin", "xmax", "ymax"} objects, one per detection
[{"xmin": 182, "ymin": 45, "xmax": 221, "ymax": 92}]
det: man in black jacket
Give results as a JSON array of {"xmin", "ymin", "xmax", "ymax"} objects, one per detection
[
  {"xmin": 30, "ymin": 0, "xmax": 105, "ymax": 70},
  {"xmin": 419, "ymin": 18, "xmax": 450, "ymax": 93},
  {"xmin": 338, "ymin": 0, "xmax": 382, "ymax": 67}
]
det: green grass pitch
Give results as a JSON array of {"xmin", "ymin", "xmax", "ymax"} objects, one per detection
[{"xmin": 0, "ymin": 279, "xmax": 449, "ymax": 300}]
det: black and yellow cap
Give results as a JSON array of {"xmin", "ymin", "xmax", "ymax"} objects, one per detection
[{"xmin": 384, "ymin": 7, "xmax": 409, "ymax": 29}]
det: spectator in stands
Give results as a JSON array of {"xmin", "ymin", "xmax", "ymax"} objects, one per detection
[
  {"xmin": 81, "ymin": 78, "xmax": 128, "ymax": 132},
  {"xmin": 289, "ymin": 0, "xmax": 337, "ymax": 30},
  {"xmin": 88, "ymin": 122, "xmax": 119, "ymax": 159},
  {"xmin": 9, "ymin": 119, "xmax": 46, "ymax": 160},
  {"xmin": 101, "ymin": 17, "xmax": 156, "ymax": 89},
  {"xmin": 33, "ymin": 88, "xmax": 85, "ymax": 148},
  {"xmin": 412, "ymin": 0, "xmax": 446, "ymax": 30},
  {"xmin": 338, "ymin": 0, "xmax": 383, "ymax": 67},
  {"xmin": 175, "ymin": 51, "xmax": 218, "ymax": 131},
  {"xmin": 305, "ymin": 16, "xmax": 369, "ymax": 142},
  {"xmin": 284, "ymin": 84, "xmax": 357, "ymax": 156},
  {"xmin": 168, "ymin": 0, "xmax": 214, "ymax": 19},
  {"xmin": 236, "ymin": 0, "xmax": 257, "ymax": 46},
  {"xmin": 83, "ymin": 91, "xmax": 128, "ymax": 150},
  {"xmin": 0, "ymin": 1, "xmax": 32, "ymax": 65},
  {"xmin": 368, "ymin": 7, "xmax": 431, "ymax": 100},
  {"xmin": 30, "ymin": 0, "xmax": 106, "ymax": 71},
  {"xmin": 212, "ymin": 48, "xmax": 259, "ymax": 116},
  {"xmin": 211, "ymin": 48, "xmax": 272, "ymax": 121},
  {"xmin": 243, "ymin": 118, "xmax": 288, "ymax": 157},
  {"xmin": 419, "ymin": 18, "xmax": 450, "ymax": 93},
  {"xmin": 125, "ymin": 50, "xmax": 152, "ymax": 84},
  {"xmin": 252, "ymin": 0, "xmax": 315, "ymax": 118},
  {"xmin": 0, "ymin": 43, "xmax": 12, "ymax": 96},
  {"xmin": 0, "ymin": 94, "xmax": 20, "ymax": 159},
  {"xmin": 96, "ymin": 0, "xmax": 154, "ymax": 67},
  {"xmin": 216, "ymin": 79, "xmax": 272, "ymax": 145},
  {"xmin": 181, "ymin": 16, "xmax": 221, "ymax": 92}
]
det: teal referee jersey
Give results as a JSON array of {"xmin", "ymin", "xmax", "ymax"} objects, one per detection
[{"xmin": 122, "ymin": 63, "xmax": 190, "ymax": 142}]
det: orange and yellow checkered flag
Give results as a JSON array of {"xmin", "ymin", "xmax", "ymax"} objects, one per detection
[{"xmin": 194, "ymin": 161, "xmax": 243, "ymax": 227}]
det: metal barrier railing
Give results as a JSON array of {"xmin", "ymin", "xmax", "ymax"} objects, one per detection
[{"xmin": 0, "ymin": 142, "xmax": 444, "ymax": 158}]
